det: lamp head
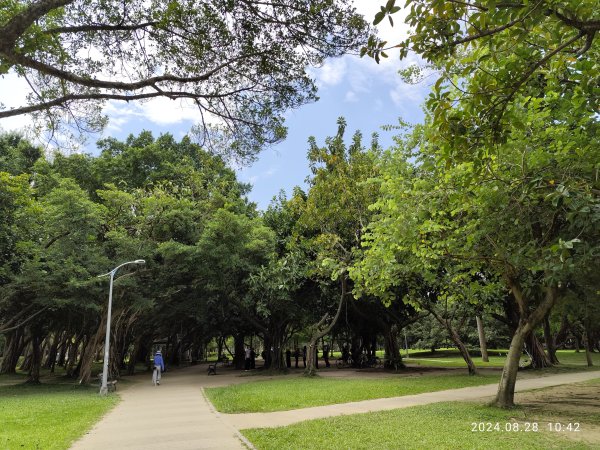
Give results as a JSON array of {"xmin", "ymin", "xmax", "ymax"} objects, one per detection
[{"xmin": 134, "ymin": 259, "xmax": 146, "ymax": 264}]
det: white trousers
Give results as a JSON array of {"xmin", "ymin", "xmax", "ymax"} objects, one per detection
[{"xmin": 152, "ymin": 365, "xmax": 162, "ymax": 383}]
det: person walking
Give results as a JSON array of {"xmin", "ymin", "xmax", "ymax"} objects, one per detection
[
  {"xmin": 152, "ymin": 350, "xmax": 165, "ymax": 386},
  {"xmin": 294, "ymin": 347, "xmax": 300, "ymax": 368},
  {"xmin": 244, "ymin": 346, "xmax": 252, "ymax": 370},
  {"xmin": 285, "ymin": 349, "xmax": 292, "ymax": 368}
]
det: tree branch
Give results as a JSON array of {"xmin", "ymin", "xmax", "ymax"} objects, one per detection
[
  {"xmin": 45, "ymin": 21, "xmax": 159, "ymax": 34},
  {"xmin": 0, "ymin": 306, "xmax": 50, "ymax": 334},
  {"xmin": 3, "ymin": 51, "xmax": 266, "ymax": 93},
  {"xmin": 0, "ymin": 0, "xmax": 74, "ymax": 50}
]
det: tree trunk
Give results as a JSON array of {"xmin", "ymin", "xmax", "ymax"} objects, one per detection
[
  {"xmin": 429, "ymin": 308, "xmax": 477, "ymax": 375},
  {"xmin": 495, "ymin": 322, "xmax": 528, "ymax": 408},
  {"xmin": 44, "ymin": 332, "xmax": 60, "ymax": 369},
  {"xmin": 383, "ymin": 324, "xmax": 404, "ymax": 369},
  {"xmin": 78, "ymin": 316, "xmax": 106, "ymax": 385},
  {"xmin": 19, "ymin": 341, "xmax": 33, "ymax": 372},
  {"xmin": 0, "ymin": 329, "xmax": 25, "ymax": 374},
  {"xmin": 26, "ymin": 333, "xmax": 42, "ymax": 384},
  {"xmin": 305, "ymin": 274, "xmax": 348, "ymax": 376},
  {"xmin": 583, "ymin": 326, "xmax": 594, "ymax": 367},
  {"xmin": 543, "ymin": 315, "xmax": 559, "ymax": 364},
  {"xmin": 127, "ymin": 336, "xmax": 143, "ymax": 375},
  {"xmin": 269, "ymin": 329, "xmax": 286, "ymax": 370},
  {"xmin": 234, "ymin": 333, "xmax": 245, "ymax": 370},
  {"xmin": 56, "ymin": 334, "xmax": 69, "ymax": 367},
  {"xmin": 476, "ymin": 315, "xmax": 489, "ymax": 362},
  {"xmin": 217, "ymin": 336, "xmax": 224, "ymax": 361},
  {"xmin": 65, "ymin": 334, "xmax": 83, "ymax": 377},
  {"xmin": 450, "ymin": 326, "xmax": 478, "ymax": 375},
  {"xmin": 525, "ymin": 332, "xmax": 552, "ymax": 368},
  {"xmin": 494, "ymin": 284, "xmax": 558, "ymax": 408}
]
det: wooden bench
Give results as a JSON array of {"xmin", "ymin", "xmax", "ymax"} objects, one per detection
[
  {"xmin": 207, "ymin": 363, "xmax": 217, "ymax": 375},
  {"xmin": 97, "ymin": 373, "xmax": 118, "ymax": 392}
]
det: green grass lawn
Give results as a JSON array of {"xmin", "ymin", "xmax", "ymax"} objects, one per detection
[
  {"xmin": 242, "ymin": 401, "xmax": 594, "ymax": 450},
  {"xmin": 205, "ymin": 373, "xmax": 500, "ymax": 413},
  {"xmin": 0, "ymin": 382, "xmax": 119, "ymax": 450},
  {"xmin": 404, "ymin": 349, "xmax": 600, "ymax": 369}
]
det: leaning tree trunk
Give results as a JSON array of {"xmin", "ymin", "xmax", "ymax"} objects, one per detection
[
  {"xmin": 44, "ymin": 332, "xmax": 61, "ymax": 370},
  {"xmin": 65, "ymin": 333, "xmax": 83, "ymax": 377},
  {"xmin": 429, "ymin": 309, "xmax": 477, "ymax": 375},
  {"xmin": 494, "ymin": 284, "xmax": 558, "ymax": 408},
  {"xmin": 305, "ymin": 275, "xmax": 348, "ymax": 376},
  {"xmin": 0, "ymin": 329, "xmax": 25, "ymax": 374},
  {"xmin": 78, "ymin": 316, "xmax": 106, "ymax": 385},
  {"xmin": 476, "ymin": 315, "xmax": 489, "ymax": 362},
  {"xmin": 19, "ymin": 340, "xmax": 33, "ymax": 372},
  {"xmin": 495, "ymin": 321, "xmax": 528, "ymax": 408}
]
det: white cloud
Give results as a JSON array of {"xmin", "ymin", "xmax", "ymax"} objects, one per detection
[
  {"xmin": 136, "ymin": 97, "xmax": 200, "ymax": 125},
  {"xmin": 0, "ymin": 72, "xmax": 35, "ymax": 133},
  {"xmin": 345, "ymin": 91, "xmax": 358, "ymax": 102},
  {"xmin": 311, "ymin": 58, "xmax": 348, "ymax": 88}
]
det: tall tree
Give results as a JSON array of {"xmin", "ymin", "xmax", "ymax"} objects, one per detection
[
  {"xmin": 355, "ymin": 104, "xmax": 600, "ymax": 406},
  {"xmin": 366, "ymin": 0, "xmax": 599, "ymax": 142},
  {"xmin": 291, "ymin": 118, "xmax": 382, "ymax": 374},
  {"xmin": 0, "ymin": 0, "xmax": 368, "ymax": 156}
]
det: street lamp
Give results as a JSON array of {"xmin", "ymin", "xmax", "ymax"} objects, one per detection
[{"xmin": 98, "ymin": 259, "xmax": 145, "ymax": 395}]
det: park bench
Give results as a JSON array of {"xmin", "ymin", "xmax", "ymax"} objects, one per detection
[
  {"xmin": 97, "ymin": 373, "xmax": 118, "ymax": 392},
  {"xmin": 207, "ymin": 362, "xmax": 217, "ymax": 375}
]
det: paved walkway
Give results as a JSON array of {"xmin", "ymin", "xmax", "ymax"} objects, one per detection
[
  {"xmin": 223, "ymin": 370, "xmax": 600, "ymax": 429},
  {"xmin": 71, "ymin": 365, "xmax": 252, "ymax": 450},
  {"xmin": 70, "ymin": 364, "xmax": 600, "ymax": 448}
]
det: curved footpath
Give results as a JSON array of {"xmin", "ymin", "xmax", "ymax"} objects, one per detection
[
  {"xmin": 71, "ymin": 365, "xmax": 251, "ymax": 450},
  {"xmin": 71, "ymin": 365, "xmax": 600, "ymax": 449}
]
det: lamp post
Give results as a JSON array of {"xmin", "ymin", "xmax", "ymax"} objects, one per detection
[{"xmin": 98, "ymin": 259, "xmax": 145, "ymax": 395}]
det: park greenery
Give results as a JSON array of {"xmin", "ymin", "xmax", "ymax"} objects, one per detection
[
  {"xmin": 0, "ymin": 381, "xmax": 118, "ymax": 449},
  {"xmin": 205, "ymin": 372, "xmax": 500, "ymax": 413},
  {"xmin": 0, "ymin": 0, "xmax": 368, "ymax": 156},
  {"xmin": 241, "ymin": 393, "xmax": 600, "ymax": 450},
  {"xmin": 1, "ymin": 3, "xmax": 599, "ymax": 444}
]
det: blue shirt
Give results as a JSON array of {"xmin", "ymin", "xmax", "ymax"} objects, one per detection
[{"xmin": 154, "ymin": 353, "xmax": 164, "ymax": 370}]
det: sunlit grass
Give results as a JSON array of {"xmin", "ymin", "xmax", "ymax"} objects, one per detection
[
  {"xmin": 0, "ymin": 382, "xmax": 118, "ymax": 450},
  {"xmin": 242, "ymin": 401, "xmax": 593, "ymax": 450},
  {"xmin": 205, "ymin": 373, "xmax": 500, "ymax": 413},
  {"xmin": 404, "ymin": 349, "xmax": 600, "ymax": 369}
]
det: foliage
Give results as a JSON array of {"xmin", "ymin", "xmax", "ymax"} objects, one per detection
[
  {"xmin": 0, "ymin": 130, "xmax": 261, "ymax": 381},
  {"xmin": 365, "ymin": 0, "xmax": 599, "ymax": 144},
  {"xmin": 0, "ymin": 0, "xmax": 368, "ymax": 157}
]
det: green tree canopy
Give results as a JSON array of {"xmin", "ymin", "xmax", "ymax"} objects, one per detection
[
  {"xmin": 0, "ymin": 0, "xmax": 368, "ymax": 157},
  {"xmin": 366, "ymin": 0, "xmax": 599, "ymax": 144}
]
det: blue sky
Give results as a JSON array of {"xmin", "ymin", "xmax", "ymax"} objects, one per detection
[{"xmin": 0, "ymin": 1, "xmax": 429, "ymax": 210}]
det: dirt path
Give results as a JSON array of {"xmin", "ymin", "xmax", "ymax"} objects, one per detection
[{"xmin": 222, "ymin": 370, "xmax": 600, "ymax": 430}]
